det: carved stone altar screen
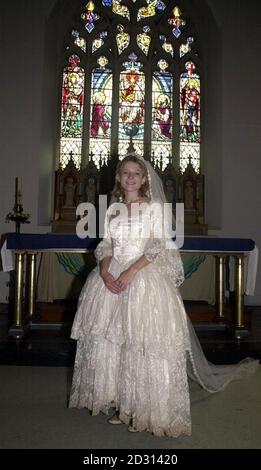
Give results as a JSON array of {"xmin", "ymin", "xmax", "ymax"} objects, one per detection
[{"xmin": 52, "ymin": 152, "xmax": 207, "ymax": 235}]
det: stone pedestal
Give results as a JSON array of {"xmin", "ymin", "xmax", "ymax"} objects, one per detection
[{"xmin": 52, "ymin": 206, "xmax": 77, "ymax": 233}]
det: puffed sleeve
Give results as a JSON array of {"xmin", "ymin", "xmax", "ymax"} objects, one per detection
[
  {"xmin": 144, "ymin": 202, "xmax": 185, "ymax": 287},
  {"xmin": 94, "ymin": 209, "xmax": 113, "ymax": 262}
]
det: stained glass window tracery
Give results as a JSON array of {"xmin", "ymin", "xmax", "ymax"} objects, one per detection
[
  {"xmin": 180, "ymin": 36, "xmax": 194, "ymax": 58},
  {"xmin": 160, "ymin": 35, "xmax": 174, "ymax": 57},
  {"xmin": 116, "ymin": 25, "xmax": 130, "ymax": 55},
  {"xmin": 92, "ymin": 31, "xmax": 108, "ymax": 53},
  {"xmin": 103, "ymin": 0, "xmax": 130, "ymax": 20},
  {"xmin": 137, "ymin": 29, "xmax": 151, "ymax": 56},
  {"xmin": 81, "ymin": 1, "xmax": 100, "ymax": 33},
  {"xmin": 72, "ymin": 30, "xmax": 87, "ymax": 52},
  {"xmin": 59, "ymin": 2, "xmax": 201, "ymax": 173},
  {"xmin": 112, "ymin": 1, "xmax": 130, "ymax": 20},
  {"xmin": 138, "ymin": 0, "xmax": 166, "ymax": 21},
  {"xmin": 168, "ymin": 6, "xmax": 186, "ymax": 38}
]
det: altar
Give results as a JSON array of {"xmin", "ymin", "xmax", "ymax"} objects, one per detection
[
  {"xmin": 2, "ymin": 233, "xmax": 258, "ymax": 340},
  {"xmin": 35, "ymin": 251, "xmax": 216, "ymax": 304}
]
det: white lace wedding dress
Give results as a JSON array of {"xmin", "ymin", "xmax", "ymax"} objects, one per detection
[{"xmin": 69, "ymin": 202, "xmax": 259, "ymax": 437}]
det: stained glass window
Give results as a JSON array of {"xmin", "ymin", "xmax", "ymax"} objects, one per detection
[
  {"xmin": 92, "ymin": 31, "xmax": 108, "ymax": 53},
  {"xmin": 151, "ymin": 60, "xmax": 173, "ymax": 169},
  {"xmin": 180, "ymin": 61, "xmax": 200, "ymax": 173},
  {"xmin": 60, "ymin": 55, "xmax": 85, "ymax": 169},
  {"xmin": 89, "ymin": 58, "xmax": 113, "ymax": 166},
  {"xmin": 103, "ymin": 0, "xmax": 130, "ymax": 18},
  {"xmin": 137, "ymin": 28, "xmax": 151, "ymax": 56},
  {"xmin": 59, "ymin": 2, "xmax": 201, "ymax": 173},
  {"xmin": 180, "ymin": 36, "xmax": 194, "ymax": 58},
  {"xmin": 116, "ymin": 25, "xmax": 130, "ymax": 55},
  {"xmin": 168, "ymin": 6, "xmax": 186, "ymax": 38},
  {"xmin": 103, "ymin": 0, "xmax": 130, "ymax": 20},
  {"xmin": 118, "ymin": 54, "xmax": 145, "ymax": 157},
  {"xmin": 160, "ymin": 35, "xmax": 174, "ymax": 57},
  {"xmin": 81, "ymin": 1, "xmax": 100, "ymax": 33},
  {"xmin": 138, "ymin": 0, "xmax": 166, "ymax": 21},
  {"xmin": 72, "ymin": 30, "xmax": 86, "ymax": 52}
]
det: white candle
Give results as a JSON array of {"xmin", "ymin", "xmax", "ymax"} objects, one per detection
[
  {"xmin": 16, "ymin": 177, "xmax": 22, "ymax": 192},
  {"xmin": 15, "ymin": 177, "xmax": 22, "ymax": 205},
  {"xmin": 17, "ymin": 190, "xmax": 22, "ymax": 205}
]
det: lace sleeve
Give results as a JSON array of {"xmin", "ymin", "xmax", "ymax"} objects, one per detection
[
  {"xmin": 94, "ymin": 210, "xmax": 112, "ymax": 262},
  {"xmin": 144, "ymin": 203, "xmax": 185, "ymax": 287},
  {"xmin": 144, "ymin": 203, "xmax": 166, "ymax": 263},
  {"xmin": 144, "ymin": 239, "xmax": 163, "ymax": 263}
]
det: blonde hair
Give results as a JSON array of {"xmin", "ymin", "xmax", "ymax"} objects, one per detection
[{"xmin": 111, "ymin": 155, "xmax": 150, "ymax": 200}]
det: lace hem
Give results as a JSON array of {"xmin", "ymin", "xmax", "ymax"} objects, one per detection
[{"xmin": 119, "ymin": 410, "xmax": 191, "ymax": 438}]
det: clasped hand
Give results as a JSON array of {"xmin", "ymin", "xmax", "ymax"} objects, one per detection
[{"xmin": 101, "ymin": 267, "xmax": 136, "ymax": 295}]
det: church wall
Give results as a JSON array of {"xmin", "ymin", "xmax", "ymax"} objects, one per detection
[
  {"xmin": 0, "ymin": 0, "xmax": 57, "ymax": 302},
  {"xmin": 207, "ymin": 0, "xmax": 261, "ymax": 305},
  {"xmin": 0, "ymin": 0, "xmax": 260, "ymax": 304}
]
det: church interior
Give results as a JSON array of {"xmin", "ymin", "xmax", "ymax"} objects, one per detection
[{"xmin": 0, "ymin": 0, "xmax": 261, "ymax": 450}]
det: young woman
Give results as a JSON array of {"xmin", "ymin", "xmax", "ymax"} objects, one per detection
[{"xmin": 69, "ymin": 153, "xmax": 259, "ymax": 437}]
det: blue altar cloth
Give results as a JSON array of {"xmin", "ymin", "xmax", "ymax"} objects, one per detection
[
  {"xmin": 6, "ymin": 233, "xmax": 98, "ymax": 250},
  {"xmin": 5, "ymin": 233, "xmax": 255, "ymax": 253}
]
